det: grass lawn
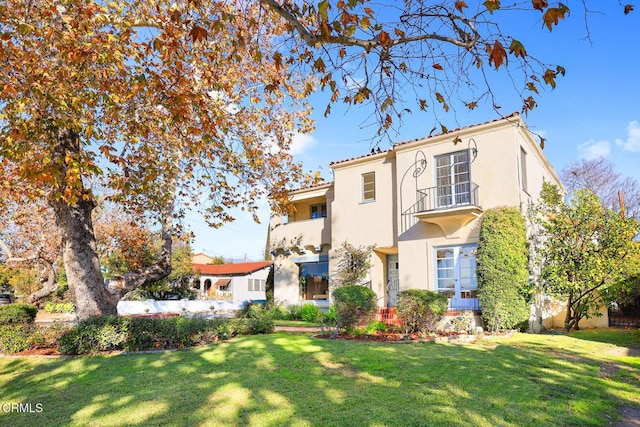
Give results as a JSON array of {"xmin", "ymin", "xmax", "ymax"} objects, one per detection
[{"xmin": 0, "ymin": 328, "xmax": 638, "ymax": 426}]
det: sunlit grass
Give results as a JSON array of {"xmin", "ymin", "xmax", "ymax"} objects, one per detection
[{"xmin": 0, "ymin": 328, "xmax": 638, "ymax": 426}]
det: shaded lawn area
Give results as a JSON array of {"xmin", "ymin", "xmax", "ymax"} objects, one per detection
[{"xmin": 0, "ymin": 329, "xmax": 638, "ymax": 426}]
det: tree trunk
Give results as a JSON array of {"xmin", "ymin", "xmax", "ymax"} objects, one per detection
[
  {"xmin": 563, "ymin": 296, "xmax": 575, "ymax": 332},
  {"xmin": 52, "ymin": 196, "xmax": 115, "ymax": 320},
  {"xmin": 26, "ymin": 259, "xmax": 59, "ymax": 304},
  {"xmin": 116, "ymin": 194, "xmax": 175, "ymax": 299}
]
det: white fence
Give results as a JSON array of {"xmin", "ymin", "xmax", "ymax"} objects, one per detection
[{"xmin": 117, "ymin": 299, "xmax": 246, "ymax": 316}]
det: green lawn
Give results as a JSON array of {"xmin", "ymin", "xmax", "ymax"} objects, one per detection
[{"xmin": 0, "ymin": 329, "xmax": 638, "ymax": 426}]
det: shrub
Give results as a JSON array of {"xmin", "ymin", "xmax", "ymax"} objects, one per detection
[
  {"xmin": 58, "ymin": 316, "xmax": 241, "ymax": 355},
  {"xmin": 476, "ymin": 207, "xmax": 530, "ymax": 332},
  {"xmin": 0, "ymin": 324, "xmax": 33, "ymax": 353},
  {"xmin": 332, "ymin": 285, "xmax": 377, "ymax": 331},
  {"xmin": 300, "ymin": 303, "xmax": 320, "ymax": 323},
  {"xmin": 319, "ymin": 305, "xmax": 338, "ymax": 328},
  {"xmin": 244, "ymin": 317, "xmax": 275, "ymax": 334},
  {"xmin": 397, "ymin": 289, "xmax": 448, "ymax": 334},
  {"xmin": 0, "ymin": 304, "xmax": 38, "ymax": 324},
  {"xmin": 44, "ymin": 301, "xmax": 75, "ymax": 314},
  {"xmin": 288, "ymin": 305, "xmax": 303, "ymax": 321},
  {"xmin": 365, "ymin": 320, "xmax": 387, "ymax": 334}
]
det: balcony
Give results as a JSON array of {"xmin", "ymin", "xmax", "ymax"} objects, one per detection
[
  {"xmin": 401, "ymin": 183, "xmax": 482, "ymax": 236},
  {"xmin": 270, "ymin": 216, "xmax": 331, "ymax": 251}
]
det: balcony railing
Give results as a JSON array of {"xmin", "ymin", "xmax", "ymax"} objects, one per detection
[{"xmin": 402, "ymin": 183, "xmax": 479, "ymax": 232}]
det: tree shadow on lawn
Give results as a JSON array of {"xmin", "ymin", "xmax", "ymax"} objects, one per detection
[
  {"xmin": 0, "ymin": 332, "xmax": 638, "ymax": 427},
  {"xmin": 566, "ymin": 327, "xmax": 640, "ymax": 352}
]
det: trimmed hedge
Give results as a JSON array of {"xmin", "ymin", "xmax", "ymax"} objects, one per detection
[
  {"xmin": 0, "ymin": 304, "xmax": 38, "ymax": 325},
  {"xmin": 476, "ymin": 207, "xmax": 530, "ymax": 332},
  {"xmin": 397, "ymin": 289, "xmax": 448, "ymax": 333},
  {"xmin": 58, "ymin": 316, "xmax": 251, "ymax": 355},
  {"xmin": 332, "ymin": 285, "xmax": 377, "ymax": 331}
]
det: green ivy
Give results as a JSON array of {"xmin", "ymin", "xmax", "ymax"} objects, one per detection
[{"xmin": 476, "ymin": 207, "xmax": 530, "ymax": 332}]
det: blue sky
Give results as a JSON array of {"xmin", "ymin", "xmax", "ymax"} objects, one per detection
[{"xmin": 188, "ymin": 3, "xmax": 640, "ymax": 261}]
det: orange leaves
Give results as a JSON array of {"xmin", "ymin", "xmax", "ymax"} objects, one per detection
[
  {"xmin": 455, "ymin": 1, "xmax": 468, "ymax": 13},
  {"xmin": 378, "ymin": 30, "xmax": 391, "ymax": 48},
  {"xmin": 624, "ymin": 4, "xmax": 634, "ymax": 14},
  {"xmin": 435, "ymin": 92, "xmax": 449, "ymax": 112},
  {"xmin": 189, "ymin": 25, "xmax": 208, "ymax": 42},
  {"xmin": 487, "ymin": 40, "xmax": 507, "ymax": 70},
  {"xmin": 543, "ymin": 65, "xmax": 566, "ymax": 89},
  {"xmin": 532, "ymin": 0, "xmax": 548, "ymax": 11},
  {"xmin": 542, "ymin": 3, "xmax": 570, "ymax": 31},
  {"xmin": 484, "ymin": 0, "xmax": 501, "ymax": 14}
]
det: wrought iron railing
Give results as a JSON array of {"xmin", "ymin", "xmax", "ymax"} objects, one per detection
[{"xmin": 401, "ymin": 183, "xmax": 479, "ymax": 232}]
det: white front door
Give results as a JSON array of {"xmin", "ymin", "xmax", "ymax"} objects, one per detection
[
  {"xmin": 386, "ymin": 254, "xmax": 399, "ymax": 307},
  {"xmin": 435, "ymin": 245, "xmax": 478, "ymax": 310}
]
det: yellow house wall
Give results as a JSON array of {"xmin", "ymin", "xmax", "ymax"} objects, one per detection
[{"xmin": 330, "ymin": 153, "xmax": 396, "ymax": 305}]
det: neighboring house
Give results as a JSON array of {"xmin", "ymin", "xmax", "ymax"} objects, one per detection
[
  {"xmin": 192, "ymin": 252, "xmax": 217, "ymax": 264},
  {"xmin": 269, "ymin": 113, "xmax": 566, "ymax": 324},
  {"xmin": 192, "ymin": 261, "xmax": 272, "ymax": 302}
]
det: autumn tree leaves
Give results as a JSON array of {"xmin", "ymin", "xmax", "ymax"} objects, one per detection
[{"xmin": 0, "ymin": 1, "xmax": 635, "ymax": 318}]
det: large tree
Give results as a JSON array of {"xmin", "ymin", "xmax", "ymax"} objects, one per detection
[
  {"xmin": 535, "ymin": 183, "xmax": 639, "ymax": 331},
  {"xmin": 1, "ymin": 1, "xmax": 312, "ymax": 319},
  {"xmin": 1, "ymin": 1, "xmax": 633, "ymax": 319},
  {"xmin": 561, "ymin": 157, "xmax": 640, "ymax": 218}
]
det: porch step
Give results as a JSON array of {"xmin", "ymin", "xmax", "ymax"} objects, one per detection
[{"xmin": 375, "ymin": 307, "xmax": 404, "ymax": 327}]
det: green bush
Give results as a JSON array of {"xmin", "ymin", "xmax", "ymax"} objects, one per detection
[
  {"xmin": 300, "ymin": 303, "xmax": 320, "ymax": 322},
  {"xmin": 244, "ymin": 317, "xmax": 275, "ymax": 334},
  {"xmin": 365, "ymin": 320, "xmax": 387, "ymax": 334},
  {"xmin": 288, "ymin": 305, "xmax": 303, "ymax": 321},
  {"xmin": 0, "ymin": 324, "xmax": 33, "ymax": 353},
  {"xmin": 319, "ymin": 305, "xmax": 338, "ymax": 327},
  {"xmin": 0, "ymin": 304, "xmax": 38, "ymax": 324},
  {"xmin": 476, "ymin": 207, "xmax": 530, "ymax": 332},
  {"xmin": 44, "ymin": 301, "xmax": 75, "ymax": 314},
  {"xmin": 396, "ymin": 289, "xmax": 448, "ymax": 334},
  {"xmin": 332, "ymin": 285, "xmax": 377, "ymax": 331},
  {"xmin": 58, "ymin": 316, "xmax": 242, "ymax": 355}
]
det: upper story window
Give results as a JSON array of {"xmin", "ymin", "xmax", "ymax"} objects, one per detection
[
  {"xmin": 310, "ymin": 203, "xmax": 327, "ymax": 219},
  {"xmin": 435, "ymin": 150, "xmax": 470, "ymax": 208},
  {"xmin": 520, "ymin": 147, "xmax": 528, "ymax": 192},
  {"xmin": 362, "ymin": 172, "xmax": 376, "ymax": 202}
]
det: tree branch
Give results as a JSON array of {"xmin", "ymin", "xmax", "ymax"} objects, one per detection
[{"xmin": 260, "ymin": 0, "xmax": 480, "ymax": 50}]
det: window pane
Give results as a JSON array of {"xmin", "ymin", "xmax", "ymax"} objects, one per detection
[{"xmin": 362, "ymin": 172, "xmax": 375, "ymax": 201}]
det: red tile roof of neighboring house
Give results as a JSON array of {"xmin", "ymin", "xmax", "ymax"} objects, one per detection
[{"xmin": 193, "ymin": 261, "xmax": 273, "ymax": 276}]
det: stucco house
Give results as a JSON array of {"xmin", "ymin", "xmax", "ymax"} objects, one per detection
[
  {"xmin": 269, "ymin": 113, "xmax": 587, "ymax": 327},
  {"xmin": 192, "ymin": 261, "xmax": 272, "ymax": 302}
]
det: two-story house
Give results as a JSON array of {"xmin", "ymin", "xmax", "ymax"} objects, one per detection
[{"xmin": 269, "ymin": 113, "xmax": 563, "ymax": 318}]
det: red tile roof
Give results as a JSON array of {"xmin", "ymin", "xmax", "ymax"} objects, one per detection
[
  {"xmin": 329, "ymin": 112, "xmax": 522, "ymax": 167},
  {"xmin": 193, "ymin": 261, "xmax": 273, "ymax": 276}
]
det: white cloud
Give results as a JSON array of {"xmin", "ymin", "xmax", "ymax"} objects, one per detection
[
  {"xmin": 577, "ymin": 139, "xmax": 611, "ymax": 160},
  {"xmin": 290, "ymin": 133, "xmax": 317, "ymax": 156},
  {"xmin": 615, "ymin": 120, "xmax": 640, "ymax": 152}
]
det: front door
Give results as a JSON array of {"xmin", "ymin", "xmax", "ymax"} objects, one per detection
[
  {"xmin": 435, "ymin": 245, "xmax": 478, "ymax": 310},
  {"xmin": 386, "ymin": 254, "xmax": 399, "ymax": 307}
]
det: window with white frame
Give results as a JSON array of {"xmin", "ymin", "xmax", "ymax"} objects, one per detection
[
  {"xmin": 435, "ymin": 245, "xmax": 478, "ymax": 310},
  {"xmin": 248, "ymin": 279, "xmax": 266, "ymax": 292},
  {"xmin": 435, "ymin": 150, "xmax": 470, "ymax": 208},
  {"xmin": 362, "ymin": 172, "xmax": 376, "ymax": 202}
]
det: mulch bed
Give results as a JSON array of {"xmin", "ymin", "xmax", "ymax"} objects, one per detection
[{"xmin": 315, "ymin": 331, "xmax": 476, "ymax": 342}]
